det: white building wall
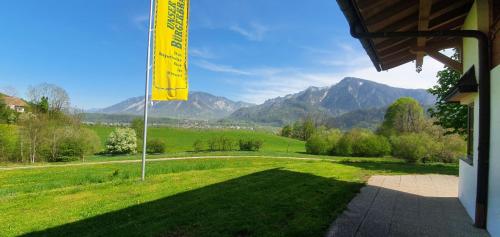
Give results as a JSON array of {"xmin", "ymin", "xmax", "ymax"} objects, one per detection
[
  {"xmin": 458, "ymin": 96, "xmax": 479, "ymax": 219},
  {"xmin": 487, "ymin": 66, "xmax": 500, "ymax": 236},
  {"xmin": 458, "ymin": 0, "xmax": 483, "ymax": 221}
]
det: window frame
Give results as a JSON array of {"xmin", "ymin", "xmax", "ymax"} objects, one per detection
[{"xmin": 463, "ymin": 103, "xmax": 475, "ymax": 165}]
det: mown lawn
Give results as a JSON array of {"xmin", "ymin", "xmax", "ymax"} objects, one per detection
[
  {"xmin": 90, "ymin": 125, "xmax": 305, "ymax": 153},
  {"xmin": 0, "ymin": 157, "xmax": 458, "ymax": 237}
]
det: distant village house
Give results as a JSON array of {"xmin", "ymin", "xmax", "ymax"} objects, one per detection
[{"xmin": 3, "ymin": 95, "xmax": 27, "ymax": 113}]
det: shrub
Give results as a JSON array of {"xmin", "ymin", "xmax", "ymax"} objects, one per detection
[
  {"xmin": 207, "ymin": 137, "xmax": 218, "ymax": 151},
  {"xmin": 105, "ymin": 128, "xmax": 137, "ymax": 154},
  {"xmin": 390, "ymin": 133, "xmax": 434, "ymax": 163},
  {"xmin": 78, "ymin": 128, "xmax": 102, "ymax": 158},
  {"xmin": 207, "ymin": 136, "xmax": 236, "ymax": 151},
  {"xmin": 51, "ymin": 128, "xmax": 101, "ymax": 162},
  {"xmin": 351, "ymin": 134, "xmax": 391, "ymax": 157},
  {"xmin": 331, "ymin": 129, "xmax": 390, "ymax": 157},
  {"xmin": 0, "ymin": 125, "xmax": 19, "ymax": 162},
  {"xmin": 193, "ymin": 139, "xmax": 204, "ymax": 152},
  {"xmin": 325, "ymin": 129, "xmax": 343, "ymax": 155},
  {"xmin": 434, "ymin": 134, "xmax": 466, "ymax": 163},
  {"xmin": 146, "ymin": 138, "xmax": 166, "ymax": 154},
  {"xmin": 58, "ymin": 137, "xmax": 84, "ymax": 160},
  {"xmin": 239, "ymin": 139, "xmax": 264, "ymax": 151},
  {"xmin": 333, "ymin": 129, "xmax": 367, "ymax": 156},
  {"xmin": 305, "ymin": 135, "xmax": 329, "ymax": 155},
  {"xmin": 220, "ymin": 137, "xmax": 235, "ymax": 151}
]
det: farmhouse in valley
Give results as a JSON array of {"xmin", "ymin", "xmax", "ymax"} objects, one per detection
[{"xmin": 2, "ymin": 95, "xmax": 27, "ymax": 113}]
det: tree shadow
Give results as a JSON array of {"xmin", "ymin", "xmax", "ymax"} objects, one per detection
[
  {"xmin": 338, "ymin": 160, "xmax": 459, "ymax": 176},
  {"xmin": 23, "ymin": 169, "xmax": 363, "ymax": 237}
]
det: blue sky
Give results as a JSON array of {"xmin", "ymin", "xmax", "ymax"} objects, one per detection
[{"xmin": 0, "ymin": 0, "xmax": 445, "ymax": 109}]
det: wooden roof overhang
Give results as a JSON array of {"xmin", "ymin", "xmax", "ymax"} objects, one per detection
[{"xmin": 336, "ymin": 0, "xmax": 474, "ymax": 72}]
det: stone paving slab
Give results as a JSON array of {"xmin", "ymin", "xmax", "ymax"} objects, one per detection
[{"xmin": 326, "ymin": 175, "xmax": 490, "ymax": 237}]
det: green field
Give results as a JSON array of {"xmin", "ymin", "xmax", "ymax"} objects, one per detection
[
  {"xmin": 91, "ymin": 125, "xmax": 305, "ymax": 153},
  {"xmin": 0, "ymin": 157, "xmax": 457, "ymax": 237}
]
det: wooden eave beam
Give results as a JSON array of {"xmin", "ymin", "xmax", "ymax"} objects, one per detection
[
  {"xmin": 426, "ymin": 50, "xmax": 463, "ymax": 73},
  {"xmin": 416, "ymin": 0, "xmax": 433, "ymax": 71},
  {"xmin": 381, "ymin": 56, "xmax": 415, "ymax": 70},
  {"xmin": 379, "ymin": 46, "xmax": 412, "ymax": 60}
]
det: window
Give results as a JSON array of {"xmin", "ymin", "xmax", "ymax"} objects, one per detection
[{"xmin": 467, "ymin": 104, "xmax": 474, "ymax": 161}]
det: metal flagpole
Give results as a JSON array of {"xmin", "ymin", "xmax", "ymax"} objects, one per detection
[{"xmin": 142, "ymin": 0, "xmax": 155, "ymax": 181}]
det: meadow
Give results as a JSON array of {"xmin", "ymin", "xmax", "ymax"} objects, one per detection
[
  {"xmin": 90, "ymin": 125, "xmax": 306, "ymax": 154},
  {"xmin": 0, "ymin": 157, "xmax": 458, "ymax": 237},
  {"xmin": 0, "ymin": 126, "xmax": 460, "ymax": 236}
]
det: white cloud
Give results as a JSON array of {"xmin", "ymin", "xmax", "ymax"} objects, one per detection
[
  {"xmin": 229, "ymin": 22, "xmax": 269, "ymax": 41},
  {"xmin": 194, "ymin": 60, "xmax": 252, "ymax": 75},
  {"xmin": 232, "ymin": 57, "xmax": 444, "ymax": 104},
  {"xmin": 193, "ymin": 42, "xmax": 446, "ymax": 104},
  {"xmin": 132, "ymin": 15, "xmax": 149, "ymax": 30},
  {"xmin": 347, "ymin": 58, "xmax": 443, "ymax": 89},
  {"xmin": 190, "ymin": 47, "xmax": 216, "ymax": 59}
]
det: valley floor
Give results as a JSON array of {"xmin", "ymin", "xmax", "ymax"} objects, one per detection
[{"xmin": 0, "ymin": 156, "xmax": 457, "ymax": 237}]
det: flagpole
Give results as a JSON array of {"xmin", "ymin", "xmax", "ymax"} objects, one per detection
[{"xmin": 142, "ymin": 0, "xmax": 155, "ymax": 181}]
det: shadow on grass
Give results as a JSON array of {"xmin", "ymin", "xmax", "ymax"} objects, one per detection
[
  {"xmin": 23, "ymin": 169, "xmax": 363, "ymax": 237},
  {"xmin": 338, "ymin": 160, "xmax": 459, "ymax": 176}
]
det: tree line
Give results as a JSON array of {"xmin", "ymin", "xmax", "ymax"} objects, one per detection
[
  {"xmin": 0, "ymin": 84, "xmax": 101, "ymax": 163},
  {"xmin": 282, "ymin": 97, "xmax": 466, "ymax": 163}
]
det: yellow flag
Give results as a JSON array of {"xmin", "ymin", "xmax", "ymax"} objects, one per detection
[{"xmin": 152, "ymin": 0, "xmax": 190, "ymax": 101}]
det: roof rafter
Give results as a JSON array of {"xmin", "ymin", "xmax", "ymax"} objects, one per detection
[{"xmin": 416, "ymin": 0, "xmax": 433, "ymax": 72}]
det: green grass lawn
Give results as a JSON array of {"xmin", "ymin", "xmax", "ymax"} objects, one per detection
[
  {"xmin": 90, "ymin": 125, "xmax": 305, "ymax": 153},
  {"xmin": 0, "ymin": 157, "xmax": 458, "ymax": 237}
]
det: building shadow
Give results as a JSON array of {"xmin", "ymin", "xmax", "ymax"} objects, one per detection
[
  {"xmin": 22, "ymin": 169, "xmax": 363, "ymax": 237},
  {"xmin": 326, "ymin": 178, "xmax": 488, "ymax": 237}
]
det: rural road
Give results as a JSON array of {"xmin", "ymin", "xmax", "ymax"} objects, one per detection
[{"xmin": 0, "ymin": 156, "xmax": 328, "ymax": 171}]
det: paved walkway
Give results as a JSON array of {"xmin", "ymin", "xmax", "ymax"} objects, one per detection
[{"xmin": 327, "ymin": 175, "xmax": 489, "ymax": 237}]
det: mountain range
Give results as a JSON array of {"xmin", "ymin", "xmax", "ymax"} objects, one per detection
[
  {"xmin": 229, "ymin": 77, "xmax": 435, "ymax": 125},
  {"xmin": 95, "ymin": 77, "xmax": 436, "ymax": 125},
  {"xmin": 95, "ymin": 92, "xmax": 253, "ymax": 120}
]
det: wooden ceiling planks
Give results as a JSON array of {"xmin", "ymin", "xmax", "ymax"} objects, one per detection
[{"xmin": 352, "ymin": 0, "xmax": 473, "ymax": 70}]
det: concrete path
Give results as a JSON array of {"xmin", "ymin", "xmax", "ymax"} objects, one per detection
[{"xmin": 326, "ymin": 175, "xmax": 489, "ymax": 237}]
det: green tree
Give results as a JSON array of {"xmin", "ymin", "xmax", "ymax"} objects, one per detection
[
  {"xmin": 130, "ymin": 118, "xmax": 144, "ymax": 139},
  {"xmin": 0, "ymin": 124, "xmax": 19, "ymax": 162},
  {"xmin": 302, "ymin": 118, "xmax": 316, "ymax": 141},
  {"xmin": 280, "ymin": 124, "xmax": 292, "ymax": 137},
  {"xmin": 0, "ymin": 95, "xmax": 13, "ymax": 124},
  {"xmin": 74, "ymin": 128, "xmax": 101, "ymax": 161},
  {"xmin": 379, "ymin": 97, "xmax": 425, "ymax": 136},
  {"xmin": 38, "ymin": 96, "xmax": 49, "ymax": 113},
  {"xmin": 18, "ymin": 112, "xmax": 47, "ymax": 163},
  {"xmin": 428, "ymin": 53, "xmax": 467, "ymax": 135}
]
